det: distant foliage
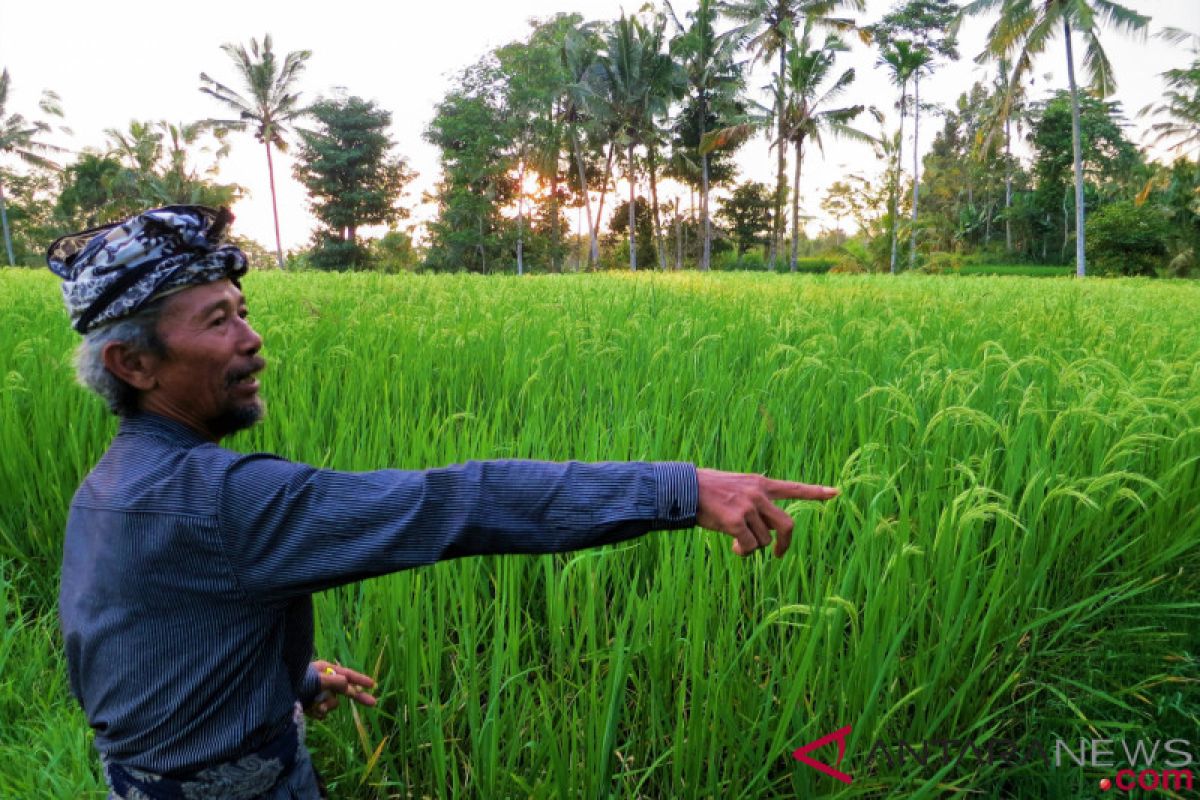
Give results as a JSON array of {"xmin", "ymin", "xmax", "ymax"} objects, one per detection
[
  {"xmin": 1085, "ymin": 201, "xmax": 1171, "ymax": 276},
  {"xmin": 370, "ymin": 229, "xmax": 422, "ymax": 273}
]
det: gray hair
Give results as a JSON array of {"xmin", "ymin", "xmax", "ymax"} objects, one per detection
[{"xmin": 74, "ymin": 299, "xmax": 168, "ymax": 417}]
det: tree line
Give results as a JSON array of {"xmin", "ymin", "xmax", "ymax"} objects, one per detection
[{"xmin": 2, "ymin": 1, "xmax": 1197, "ymax": 277}]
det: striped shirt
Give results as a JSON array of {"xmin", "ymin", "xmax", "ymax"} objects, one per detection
[{"xmin": 60, "ymin": 411, "xmax": 698, "ymax": 778}]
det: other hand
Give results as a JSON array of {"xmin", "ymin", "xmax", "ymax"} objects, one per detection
[
  {"xmin": 304, "ymin": 659, "xmax": 377, "ymax": 720},
  {"xmin": 695, "ymin": 468, "xmax": 838, "ymax": 558}
]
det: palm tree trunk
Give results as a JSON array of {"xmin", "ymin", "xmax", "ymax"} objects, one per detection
[
  {"xmin": 890, "ymin": 85, "xmax": 906, "ymax": 275},
  {"xmin": 570, "ymin": 126, "xmax": 598, "ymax": 270},
  {"xmin": 984, "ymin": 198, "xmax": 992, "ymax": 244},
  {"xmin": 595, "ymin": 141, "xmax": 616, "ymax": 270},
  {"xmin": 699, "ymin": 90, "xmax": 712, "ymax": 271},
  {"xmin": 1005, "ymin": 115, "xmax": 1013, "ymax": 253},
  {"xmin": 628, "ymin": 141, "xmax": 637, "ymax": 272},
  {"xmin": 550, "ymin": 170, "xmax": 562, "ymax": 274},
  {"xmin": 688, "ymin": 184, "xmax": 695, "ymax": 264},
  {"xmin": 771, "ymin": 45, "xmax": 787, "ymax": 272},
  {"xmin": 675, "ymin": 199, "xmax": 683, "ymax": 270},
  {"xmin": 264, "ymin": 140, "xmax": 285, "ymax": 269},
  {"xmin": 516, "ymin": 155, "xmax": 526, "ymax": 276},
  {"xmin": 550, "ymin": 106, "xmax": 562, "ymax": 274},
  {"xmin": 909, "ymin": 73, "xmax": 920, "ymax": 271},
  {"xmin": 0, "ymin": 182, "xmax": 14, "ymax": 267},
  {"xmin": 576, "ymin": 205, "xmax": 584, "ymax": 271},
  {"xmin": 1063, "ymin": 18, "xmax": 1087, "ymax": 278},
  {"xmin": 791, "ymin": 139, "xmax": 803, "ymax": 272},
  {"xmin": 648, "ymin": 144, "xmax": 666, "ymax": 271}
]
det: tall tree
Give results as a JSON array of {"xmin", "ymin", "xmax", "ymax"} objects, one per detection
[
  {"xmin": 596, "ymin": 12, "xmax": 683, "ymax": 270},
  {"xmin": 560, "ymin": 24, "xmax": 607, "ymax": 269},
  {"xmin": 200, "ymin": 35, "xmax": 311, "ymax": 268},
  {"xmin": 666, "ymin": 0, "xmax": 746, "ymax": 270},
  {"xmin": 664, "ymin": 95, "xmax": 741, "ymax": 265},
  {"xmin": 871, "ymin": 0, "xmax": 959, "ymax": 270},
  {"xmin": 718, "ymin": 0, "xmax": 864, "ymax": 270},
  {"xmin": 978, "ymin": 56, "xmax": 1032, "ymax": 253},
  {"xmin": 960, "ymin": 0, "xmax": 1151, "ymax": 277},
  {"xmin": 1028, "ymin": 90, "xmax": 1142, "ymax": 261},
  {"xmin": 496, "ymin": 16, "xmax": 583, "ymax": 275},
  {"xmin": 877, "ymin": 40, "xmax": 928, "ymax": 273},
  {"xmin": 920, "ymin": 82, "xmax": 1015, "ymax": 251},
  {"xmin": 425, "ymin": 60, "xmax": 518, "ymax": 273},
  {"xmin": 780, "ymin": 21, "xmax": 870, "ymax": 270},
  {"xmin": 0, "ymin": 68, "xmax": 66, "ymax": 266},
  {"xmin": 717, "ymin": 180, "xmax": 774, "ymax": 256},
  {"xmin": 293, "ymin": 95, "xmax": 414, "ymax": 270}
]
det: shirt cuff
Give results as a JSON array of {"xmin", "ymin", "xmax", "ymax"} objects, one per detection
[
  {"xmin": 299, "ymin": 663, "xmax": 322, "ymax": 705},
  {"xmin": 651, "ymin": 462, "xmax": 698, "ymax": 526}
]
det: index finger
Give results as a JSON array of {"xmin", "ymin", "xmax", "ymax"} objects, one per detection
[
  {"xmin": 764, "ymin": 480, "xmax": 839, "ymax": 501},
  {"xmin": 333, "ymin": 666, "xmax": 376, "ymax": 687}
]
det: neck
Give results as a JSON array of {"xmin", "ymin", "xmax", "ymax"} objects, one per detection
[{"xmin": 138, "ymin": 398, "xmax": 221, "ymax": 443}]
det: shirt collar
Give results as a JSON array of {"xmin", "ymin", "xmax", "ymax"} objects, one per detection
[{"xmin": 117, "ymin": 411, "xmax": 212, "ymax": 448}]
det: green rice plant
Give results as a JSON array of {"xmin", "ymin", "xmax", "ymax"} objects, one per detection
[{"xmin": 0, "ymin": 269, "xmax": 1197, "ymax": 798}]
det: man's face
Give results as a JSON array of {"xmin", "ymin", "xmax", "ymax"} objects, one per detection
[{"xmin": 144, "ymin": 279, "xmax": 266, "ymax": 440}]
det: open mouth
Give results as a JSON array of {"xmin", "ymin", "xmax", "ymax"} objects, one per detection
[{"xmin": 229, "ymin": 370, "xmax": 262, "ymax": 389}]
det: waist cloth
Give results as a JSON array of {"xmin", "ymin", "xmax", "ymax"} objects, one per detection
[{"xmin": 102, "ymin": 702, "xmax": 312, "ymax": 800}]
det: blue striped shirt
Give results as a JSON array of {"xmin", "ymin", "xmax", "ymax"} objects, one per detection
[{"xmin": 59, "ymin": 411, "xmax": 698, "ymax": 777}]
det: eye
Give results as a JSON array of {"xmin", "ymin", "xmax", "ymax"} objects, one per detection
[{"xmin": 209, "ymin": 314, "xmax": 226, "ymax": 328}]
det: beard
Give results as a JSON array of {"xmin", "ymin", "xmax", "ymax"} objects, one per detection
[{"xmin": 208, "ymin": 396, "xmax": 266, "ymax": 439}]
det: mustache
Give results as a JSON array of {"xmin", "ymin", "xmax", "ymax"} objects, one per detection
[{"xmin": 226, "ymin": 358, "xmax": 267, "ymax": 386}]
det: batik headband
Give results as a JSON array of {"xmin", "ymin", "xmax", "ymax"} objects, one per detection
[{"xmin": 47, "ymin": 205, "xmax": 249, "ymax": 334}]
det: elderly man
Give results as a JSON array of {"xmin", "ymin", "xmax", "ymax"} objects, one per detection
[{"xmin": 48, "ymin": 205, "xmax": 839, "ymax": 799}]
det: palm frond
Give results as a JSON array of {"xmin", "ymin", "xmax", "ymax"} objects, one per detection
[
  {"xmin": 1081, "ymin": 31, "xmax": 1117, "ymax": 96},
  {"xmin": 1090, "ymin": 0, "xmax": 1150, "ymax": 40},
  {"xmin": 700, "ymin": 121, "xmax": 759, "ymax": 153}
]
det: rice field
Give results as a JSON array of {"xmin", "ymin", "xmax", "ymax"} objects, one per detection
[{"xmin": 1, "ymin": 269, "xmax": 1198, "ymax": 799}]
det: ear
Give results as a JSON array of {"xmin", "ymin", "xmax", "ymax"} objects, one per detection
[{"xmin": 101, "ymin": 341, "xmax": 161, "ymax": 392}]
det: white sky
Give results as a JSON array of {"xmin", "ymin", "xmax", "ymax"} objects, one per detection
[{"xmin": 1, "ymin": 1, "xmax": 1196, "ymax": 250}]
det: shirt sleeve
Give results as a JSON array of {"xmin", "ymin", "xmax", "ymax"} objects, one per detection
[
  {"xmin": 216, "ymin": 455, "xmax": 698, "ymax": 604},
  {"xmin": 299, "ymin": 663, "xmax": 322, "ymax": 705}
]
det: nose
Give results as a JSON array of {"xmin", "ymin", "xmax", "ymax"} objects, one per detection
[{"xmin": 237, "ymin": 316, "xmax": 263, "ymax": 355}]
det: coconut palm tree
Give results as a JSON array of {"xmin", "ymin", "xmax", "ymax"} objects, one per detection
[
  {"xmin": 0, "ymin": 68, "xmax": 66, "ymax": 266},
  {"xmin": 781, "ymin": 23, "xmax": 872, "ymax": 270},
  {"xmin": 717, "ymin": 0, "xmax": 864, "ymax": 270},
  {"xmin": 596, "ymin": 12, "xmax": 683, "ymax": 271},
  {"xmin": 561, "ymin": 25, "xmax": 608, "ymax": 270},
  {"xmin": 666, "ymin": 0, "xmax": 746, "ymax": 270},
  {"xmin": 200, "ymin": 35, "xmax": 311, "ymax": 268},
  {"xmin": 871, "ymin": 1, "xmax": 960, "ymax": 270},
  {"xmin": 960, "ymin": 0, "xmax": 1151, "ymax": 277},
  {"xmin": 877, "ymin": 40, "xmax": 929, "ymax": 274}
]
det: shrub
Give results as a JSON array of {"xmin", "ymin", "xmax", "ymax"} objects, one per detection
[
  {"xmin": 789, "ymin": 257, "xmax": 836, "ymax": 273},
  {"xmin": 832, "ymin": 239, "xmax": 875, "ymax": 273},
  {"xmin": 371, "ymin": 230, "xmax": 422, "ymax": 273},
  {"xmin": 1085, "ymin": 201, "xmax": 1171, "ymax": 277},
  {"xmin": 712, "ymin": 251, "xmax": 769, "ymax": 271},
  {"xmin": 920, "ymin": 252, "xmax": 964, "ymax": 274}
]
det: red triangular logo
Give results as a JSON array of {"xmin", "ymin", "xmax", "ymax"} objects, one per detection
[{"xmin": 792, "ymin": 725, "xmax": 853, "ymax": 784}]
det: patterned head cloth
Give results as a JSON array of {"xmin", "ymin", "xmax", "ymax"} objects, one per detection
[{"xmin": 47, "ymin": 205, "xmax": 249, "ymax": 334}]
